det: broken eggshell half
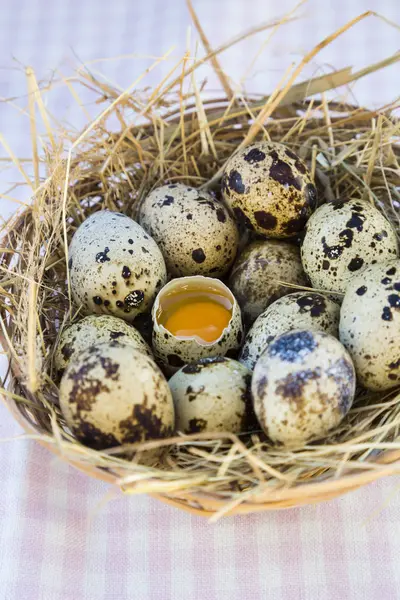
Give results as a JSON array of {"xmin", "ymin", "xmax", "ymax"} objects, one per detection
[{"xmin": 151, "ymin": 276, "xmax": 244, "ymax": 374}]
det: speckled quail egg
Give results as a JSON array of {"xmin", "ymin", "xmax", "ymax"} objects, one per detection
[
  {"xmin": 138, "ymin": 183, "xmax": 239, "ymax": 277},
  {"xmin": 68, "ymin": 210, "xmax": 167, "ymax": 322},
  {"xmin": 54, "ymin": 314, "xmax": 152, "ymax": 377},
  {"xmin": 222, "ymin": 141, "xmax": 317, "ymax": 237},
  {"xmin": 152, "ymin": 276, "xmax": 243, "ymax": 374},
  {"xmin": 59, "ymin": 341, "xmax": 174, "ymax": 450},
  {"xmin": 240, "ymin": 292, "xmax": 340, "ymax": 370},
  {"xmin": 228, "ymin": 239, "xmax": 308, "ymax": 325},
  {"xmin": 169, "ymin": 357, "xmax": 251, "ymax": 434},
  {"xmin": 252, "ymin": 329, "xmax": 356, "ymax": 447},
  {"xmin": 339, "ymin": 260, "xmax": 400, "ymax": 390},
  {"xmin": 301, "ymin": 198, "xmax": 398, "ymax": 294}
]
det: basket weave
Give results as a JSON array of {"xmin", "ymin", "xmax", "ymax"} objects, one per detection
[
  {"xmin": 1, "ymin": 10, "xmax": 400, "ymax": 518},
  {"xmin": 3, "ymin": 392, "xmax": 400, "ymax": 517}
]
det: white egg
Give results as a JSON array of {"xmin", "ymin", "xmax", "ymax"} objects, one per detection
[
  {"xmin": 339, "ymin": 260, "xmax": 400, "ymax": 390},
  {"xmin": 169, "ymin": 357, "xmax": 251, "ymax": 434},
  {"xmin": 68, "ymin": 210, "xmax": 167, "ymax": 322},
  {"xmin": 240, "ymin": 292, "xmax": 340, "ymax": 370},
  {"xmin": 59, "ymin": 341, "xmax": 175, "ymax": 450},
  {"xmin": 251, "ymin": 329, "xmax": 356, "ymax": 447},
  {"xmin": 54, "ymin": 314, "xmax": 152, "ymax": 376},
  {"xmin": 301, "ymin": 199, "xmax": 398, "ymax": 294}
]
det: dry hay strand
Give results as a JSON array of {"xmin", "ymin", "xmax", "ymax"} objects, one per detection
[{"xmin": 1, "ymin": 7, "xmax": 400, "ymax": 518}]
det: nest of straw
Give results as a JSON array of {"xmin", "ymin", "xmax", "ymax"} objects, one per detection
[{"xmin": 1, "ymin": 8, "xmax": 400, "ymax": 517}]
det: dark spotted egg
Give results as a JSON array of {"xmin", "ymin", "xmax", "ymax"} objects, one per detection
[
  {"xmin": 168, "ymin": 357, "xmax": 251, "ymax": 434},
  {"xmin": 138, "ymin": 183, "xmax": 239, "ymax": 277},
  {"xmin": 54, "ymin": 314, "xmax": 152, "ymax": 377},
  {"xmin": 222, "ymin": 141, "xmax": 317, "ymax": 237},
  {"xmin": 68, "ymin": 211, "xmax": 167, "ymax": 322},
  {"xmin": 301, "ymin": 199, "xmax": 398, "ymax": 294},
  {"xmin": 228, "ymin": 239, "xmax": 308, "ymax": 326},
  {"xmin": 251, "ymin": 329, "xmax": 356, "ymax": 447},
  {"xmin": 339, "ymin": 260, "xmax": 400, "ymax": 391},
  {"xmin": 59, "ymin": 342, "xmax": 175, "ymax": 450},
  {"xmin": 240, "ymin": 292, "xmax": 340, "ymax": 370}
]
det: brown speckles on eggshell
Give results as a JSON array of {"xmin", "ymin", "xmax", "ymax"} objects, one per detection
[
  {"xmin": 192, "ymin": 248, "xmax": 206, "ymax": 264},
  {"xmin": 268, "ymin": 150, "xmax": 302, "ymax": 190},
  {"xmin": 347, "ymin": 257, "xmax": 364, "ymax": 272},
  {"xmin": 240, "ymin": 292, "xmax": 340, "ymax": 370},
  {"xmin": 59, "ymin": 342, "xmax": 174, "ymax": 451},
  {"xmin": 167, "ymin": 354, "xmax": 185, "ymax": 368},
  {"xmin": 124, "ymin": 290, "xmax": 145, "ymax": 308},
  {"xmin": 339, "ymin": 260, "xmax": 400, "ymax": 390},
  {"xmin": 187, "ymin": 418, "xmax": 207, "ymax": 433},
  {"xmin": 253, "ymin": 211, "xmax": 277, "ymax": 230},
  {"xmin": 222, "ymin": 141, "xmax": 316, "ymax": 237},
  {"xmin": 54, "ymin": 314, "xmax": 152, "ymax": 375},
  {"xmin": 275, "ymin": 368, "xmax": 321, "ymax": 404},
  {"xmin": 138, "ymin": 183, "xmax": 239, "ymax": 278},
  {"xmin": 95, "ymin": 247, "xmax": 110, "ymax": 263},
  {"xmin": 302, "ymin": 200, "xmax": 398, "ymax": 294},
  {"xmin": 229, "ymin": 239, "xmax": 307, "ymax": 325},
  {"xmin": 61, "ymin": 342, "xmax": 74, "ymax": 361},
  {"xmin": 252, "ymin": 329, "xmax": 355, "ymax": 446},
  {"xmin": 169, "ymin": 358, "xmax": 250, "ymax": 434},
  {"xmin": 244, "ymin": 147, "xmax": 266, "ymax": 163},
  {"xmin": 74, "ymin": 422, "xmax": 119, "ymax": 450},
  {"xmin": 68, "ymin": 211, "xmax": 167, "ymax": 322},
  {"xmin": 122, "ymin": 265, "xmax": 131, "ymax": 279}
]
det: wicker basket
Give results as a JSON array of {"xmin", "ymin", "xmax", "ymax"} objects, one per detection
[{"xmin": 1, "ymin": 11, "xmax": 400, "ymax": 518}]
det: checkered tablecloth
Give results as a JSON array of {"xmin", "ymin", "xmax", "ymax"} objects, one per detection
[{"xmin": 1, "ymin": 1, "xmax": 400, "ymax": 598}]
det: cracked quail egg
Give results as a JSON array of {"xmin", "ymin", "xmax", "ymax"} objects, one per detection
[
  {"xmin": 152, "ymin": 276, "xmax": 243, "ymax": 374},
  {"xmin": 138, "ymin": 183, "xmax": 239, "ymax": 277},
  {"xmin": 252, "ymin": 329, "xmax": 356, "ymax": 447},
  {"xmin": 222, "ymin": 141, "xmax": 317, "ymax": 237},
  {"xmin": 68, "ymin": 210, "xmax": 167, "ymax": 322},
  {"xmin": 59, "ymin": 341, "xmax": 174, "ymax": 450},
  {"xmin": 169, "ymin": 357, "xmax": 251, "ymax": 434},
  {"xmin": 301, "ymin": 198, "xmax": 398, "ymax": 294},
  {"xmin": 339, "ymin": 260, "xmax": 400, "ymax": 390},
  {"xmin": 228, "ymin": 239, "xmax": 308, "ymax": 326},
  {"xmin": 54, "ymin": 314, "xmax": 152, "ymax": 377},
  {"xmin": 240, "ymin": 292, "xmax": 340, "ymax": 370}
]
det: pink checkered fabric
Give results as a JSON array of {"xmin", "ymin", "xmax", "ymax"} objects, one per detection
[{"xmin": 1, "ymin": 0, "xmax": 399, "ymax": 598}]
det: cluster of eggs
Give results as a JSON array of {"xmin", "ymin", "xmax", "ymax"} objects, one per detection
[{"xmin": 56, "ymin": 140, "xmax": 400, "ymax": 452}]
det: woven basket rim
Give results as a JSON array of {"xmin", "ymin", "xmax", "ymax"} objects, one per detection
[{"xmin": 2, "ymin": 368, "xmax": 400, "ymax": 516}]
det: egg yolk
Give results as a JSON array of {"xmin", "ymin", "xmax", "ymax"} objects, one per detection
[{"xmin": 158, "ymin": 290, "xmax": 232, "ymax": 343}]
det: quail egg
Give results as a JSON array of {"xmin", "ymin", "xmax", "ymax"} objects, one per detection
[
  {"xmin": 59, "ymin": 341, "xmax": 175, "ymax": 450},
  {"xmin": 54, "ymin": 314, "xmax": 152, "ymax": 376},
  {"xmin": 240, "ymin": 292, "xmax": 340, "ymax": 370},
  {"xmin": 252, "ymin": 329, "xmax": 356, "ymax": 447},
  {"xmin": 339, "ymin": 260, "xmax": 400, "ymax": 390},
  {"xmin": 152, "ymin": 276, "xmax": 243, "ymax": 374},
  {"xmin": 138, "ymin": 183, "xmax": 239, "ymax": 277},
  {"xmin": 169, "ymin": 357, "xmax": 251, "ymax": 434},
  {"xmin": 228, "ymin": 239, "xmax": 308, "ymax": 325},
  {"xmin": 68, "ymin": 210, "xmax": 167, "ymax": 322},
  {"xmin": 301, "ymin": 198, "xmax": 398, "ymax": 294},
  {"xmin": 222, "ymin": 141, "xmax": 317, "ymax": 237}
]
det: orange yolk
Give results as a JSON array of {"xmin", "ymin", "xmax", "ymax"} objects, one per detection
[{"xmin": 158, "ymin": 290, "xmax": 232, "ymax": 343}]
